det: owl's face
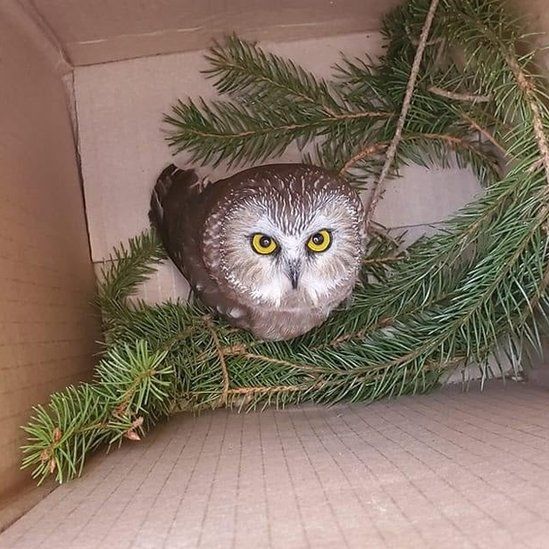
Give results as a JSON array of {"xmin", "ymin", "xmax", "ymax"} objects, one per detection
[{"xmin": 210, "ymin": 179, "xmax": 364, "ymax": 309}]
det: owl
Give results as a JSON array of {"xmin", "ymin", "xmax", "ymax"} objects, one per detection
[{"xmin": 150, "ymin": 163, "xmax": 365, "ymax": 341}]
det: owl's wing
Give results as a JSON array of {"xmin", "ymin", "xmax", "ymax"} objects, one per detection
[{"xmin": 149, "ymin": 165, "xmax": 251, "ymax": 328}]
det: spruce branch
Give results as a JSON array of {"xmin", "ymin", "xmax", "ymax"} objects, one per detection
[
  {"xmin": 97, "ymin": 230, "xmax": 166, "ymax": 331},
  {"xmin": 339, "ymin": 132, "xmax": 500, "ymax": 181},
  {"xmin": 165, "ymin": 98, "xmax": 390, "ymax": 167},
  {"xmin": 364, "ymin": 0, "xmax": 440, "ymax": 230},
  {"xmin": 339, "ymin": 142, "xmax": 388, "ymax": 175},
  {"xmin": 460, "ymin": 112, "xmax": 508, "ymax": 157},
  {"xmin": 505, "ymin": 55, "xmax": 549, "ymax": 184},
  {"xmin": 204, "ymin": 35, "xmax": 342, "ymax": 114},
  {"xmin": 22, "ymin": 340, "xmax": 174, "ymax": 483},
  {"xmin": 204, "ymin": 315, "xmax": 230, "ymax": 405}
]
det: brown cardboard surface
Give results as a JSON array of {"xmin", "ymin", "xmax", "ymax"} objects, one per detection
[
  {"xmin": 0, "ymin": 1, "xmax": 101, "ymax": 518},
  {"xmin": 19, "ymin": 0, "xmax": 549, "ymax": 68},
  {"xmin": 2, "ymin": 381, "xmax": 549, "ymax": 548},
  {"xmin": 9, "ymin": 0, "xmax": 71, "ymax": 76},
  {"xmin": 27, "ymin": 0, "xmax": 403, "ymax": 66}
]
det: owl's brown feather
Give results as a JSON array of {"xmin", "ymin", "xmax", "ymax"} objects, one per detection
[
  {"xmin": 150, "ymin": 164, "xmax": 252, "ymax": 328},
  {"xmin": 150, "ymin": 163, "xmax": 365, "ymax": 340}
]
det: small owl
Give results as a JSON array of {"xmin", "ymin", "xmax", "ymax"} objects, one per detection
[{"xmin": 150, "ymin": 163, "xmax": 365, "ymax": 341}]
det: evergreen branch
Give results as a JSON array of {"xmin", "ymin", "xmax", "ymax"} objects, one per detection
[
  {"xmin": 400, "ymin": 132, "xmax": 504, "ymax": 180},
  {"xmin": 165, "ymin": 99, "xmax": 390, "ymax": 167},
  {"xmin": 204, "ymin": 35, "xmax": 341, "ymax": 114},
  {"xmin": 21, "ymin": 385, "xmax": 107, "ymax": 484},
  {"xmin": 362, "ymin": 256, "xmax": 401, "ymax": 266},
  {"xmin": 234, "ymin": 352, "xmax": 324, "ymax": 375},
  {"xmin": 460, "ymin": 112, "xmax": 508, "ymax": 157},
  {"xmin": 22, "ymin": 340, "xmax": 174, "ymax": 484},
  {"xmin": 204, "ymin": 316, "xmax": 230, "ymax": 405},
  {"xmin": 339, "ymin": 142, "xmax": 388, "ymax": 175},
  {"xmin": 505, "ymin": 55, "xmax": 549, "ymax": 185},
  {"xmin": 97, "ymin": 231, "xmax": 166, "ymax": 328},
  {"xmin": 339, "ymin": 132, "xmax": 501, "ymax": 181},
  {"xmin": 334, "ymin": 55, "xmax": 392, "ymax": 108},
  {"xmin": 364, "ymin": 0, "xmax": 441, "ymax": 229}
]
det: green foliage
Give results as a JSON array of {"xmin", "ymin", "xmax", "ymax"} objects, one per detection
[
  {"xmin": 97, "ymin": 230, "xmax": 166, "ymax": 334},
  {"xmin": 22, "ymin": 338, "xmax": 175, "ymax": 484},
  {"xmin": 205, "ymin": 34, "xmax": 342, "ymax": 110},
  {"xmin": 22, "ymin": 0, "xmax": 549, "ymax": 485}
]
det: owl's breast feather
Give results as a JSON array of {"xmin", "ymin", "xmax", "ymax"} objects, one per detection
[{"xmin": 246, "ymin": 305, "xmax": 333, "ymax": 341}]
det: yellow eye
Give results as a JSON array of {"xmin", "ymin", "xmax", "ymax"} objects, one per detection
[
  {"xmin": 251, "ymin": 233, "xmax": 278, "ymax": 255},
  {"xmin": 307, "ymin": 229, "xmax": 332, "ymax": 253}
]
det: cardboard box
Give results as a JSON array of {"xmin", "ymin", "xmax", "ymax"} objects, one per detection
[{"xmin": 1, "ymin": 0, "xmax": 549, "ymax": 546}]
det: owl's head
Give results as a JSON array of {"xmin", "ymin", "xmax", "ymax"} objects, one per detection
[{"xmin": 203, "ymin": 165, "xmax": 365, "ymax": 309}]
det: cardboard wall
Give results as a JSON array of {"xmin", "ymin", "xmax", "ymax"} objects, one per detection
[
  {"xmin": 0, "ymin": 3, "xmax": 101, "ymax": 518},
  {"xmin": 26, "ymin": 0, "xmax": 402, "ymax": 66},
  {"xmin": 22, "ymin": 0, "xmax": 549, "ymax": 68}
]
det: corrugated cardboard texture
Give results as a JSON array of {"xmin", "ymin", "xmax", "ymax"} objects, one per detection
[
  {"xmin": 74, "ymin": 32, "xmax": 482, "ymax": 303},
  {"xmin": 26, "ymin": 0, "xmax": 403, "ymax": 66},
  {"xmin": 0, "ymin": 3, "xmax": 101, "ymax": 514},
  {"xmin": 2, "ymin": 381, "xmax": 549, "ymax": 548}
]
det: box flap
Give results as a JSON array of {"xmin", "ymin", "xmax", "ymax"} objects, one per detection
[{"xmin": 30, "ymin": 0, "xmax": 402, "ymax": 65}]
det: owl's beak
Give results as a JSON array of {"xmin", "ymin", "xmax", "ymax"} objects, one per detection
[{"xmin": 286, "ymin": 260, "xmax": 301, "ymax": 290}]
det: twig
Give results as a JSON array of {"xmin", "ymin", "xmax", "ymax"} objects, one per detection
[
  {"xmin": 173, "ymin": 110, "xmax": 392, "ymax": 140},
  {"xmin": 368, "ymin": 223, "xmax": 408, "ymax": 252},
  {"xmin": 118, "ymin": 369, "xmax": 159, "ymax": 410},
  {"xmin": 220, "ymin": 342, "xmax": 321, "ymax": 374},
  {"xmin": 364, "ymin": 0, "xmax": 440, "ymax": 231},
  {"xmin": 406, "ymin": 132, "xmax": 505, "ymax": 178},
  {"xmin": 460, "ymin": 112, "xmax": 508, "ymax": 157},
  {"xmin": 240, "ymin": 352, "xmax": 325, "ymax": 375},
  {"xmin": 340, "ymin": 130, "xmax": 498, "ymax": 177},
  {"xmin": 505, "ymin": 51, "xmax": 549, "ymax": 228},
  {"xmin": 427, "ymin": 85, "xmax": 492, "ymax": 103},
  {"xmin": 204, "ymin": 316, "xmax": 230, "ymax": 404},
  {"xmin": 505, "ymin": 54, "xmax": 549, "ymax": 185},
  {"xmin": 227, "ymin": 385, "xmax": 311, "ymax": 396},
  {"xmin": 362, "ymin": 256, "xmax": 402, "ymax": 266},
  {"xmin": 405, "ymin": 24, "xmax": 444, "ymax": 46},
  {"xmin": 339, "ymin": 142, "xmax": 388, "ymax": 175}
]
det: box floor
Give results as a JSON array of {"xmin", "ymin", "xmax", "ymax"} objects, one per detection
[{"xmin": 2, "ymin": 382, "xmax": 549, "ymax": 549}]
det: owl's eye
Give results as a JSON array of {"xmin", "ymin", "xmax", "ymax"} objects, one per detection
[
  {"xmin": 251, "ymin": 233, "xmax": 278, "ymax": 255},
  {"xmin": 307, "ymin": 229, "xmax": 332, "ymax": 253}
]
